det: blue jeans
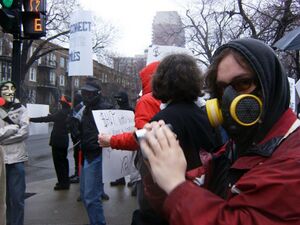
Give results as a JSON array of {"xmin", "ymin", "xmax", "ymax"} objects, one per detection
[
  {"xmin": 6, "ymin": 162, "xmax": 25, "ymax": 225},
  {"xmin": 80, "ymin": 155, "xmax": 106, "ymax": 225}
]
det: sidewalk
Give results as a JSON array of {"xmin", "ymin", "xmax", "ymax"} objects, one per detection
[
  {"xmin": 25, "ymin": 179, "xmax": 137, "ymax": 225},
  {"xmin": 24, "ymin": 132, "xmax": 138, "ymax": 225}
]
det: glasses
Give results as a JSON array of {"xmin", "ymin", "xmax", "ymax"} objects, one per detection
[{"xmin": 216, "ymin": 76, "xmax": 256, "ymax": 98}]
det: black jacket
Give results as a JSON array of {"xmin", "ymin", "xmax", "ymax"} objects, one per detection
[
  {"xmin": 80, "ymin": 97, "xmax": 113, "ymax": 162},
  {"xmin": 151, "ymin": 101, "xmax": 220, "ymax": 170},
  {"xmin": 30, "ymin": 106, "xmax": 71, "ymax": 149}
]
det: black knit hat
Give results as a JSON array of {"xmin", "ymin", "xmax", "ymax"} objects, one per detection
[{"xmin": 81, "ymin": 77, "xmax": 101, "ymax": 92}]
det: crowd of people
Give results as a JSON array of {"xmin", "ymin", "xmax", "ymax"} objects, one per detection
[{"xmin": 0, "ymin": 37, "xmax": 299, "ymax": 225}]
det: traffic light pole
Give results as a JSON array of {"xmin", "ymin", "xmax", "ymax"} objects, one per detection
[
  {"xmin": 11, "ymin": 0, "xmax": 22, "ymax": 99},
  {"xmin": 11, "ymin": 33, "xmax": 21, "ymax": 99}
]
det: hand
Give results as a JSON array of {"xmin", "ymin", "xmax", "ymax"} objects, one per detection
[
  {"xmin": 98, "ymin": 133, "xmax": 112, "ymax": 147},
  {"xmin": 140, "ymin": 122, "xmax": 187, "ymax": 194}
]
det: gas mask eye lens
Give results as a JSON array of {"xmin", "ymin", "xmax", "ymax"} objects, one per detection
[
  {"xmin": 232, "ymin": 77, "xmax": 255, "ymax": 92},
  {"xmin": 216, "ymin": 77, "xmax": 255, "ymax": 98}
]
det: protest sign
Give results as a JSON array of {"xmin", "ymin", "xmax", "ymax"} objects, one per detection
[
  {"xmin": 27, "ymin": 104, "xmax": 49, "ymax": 135},
  {"xmin": 92, "ymin": 109, "xmax": 135, "ymax": 182}
]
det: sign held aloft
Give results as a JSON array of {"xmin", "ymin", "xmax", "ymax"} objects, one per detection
[{"xmin": 69, "ymin": 10, "xmax": 93, "ymax": 76}]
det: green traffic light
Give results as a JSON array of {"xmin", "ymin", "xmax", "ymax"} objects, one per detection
[{"xmin": 2, "ymin": 0, "xmax": 13, "ymax": 8}]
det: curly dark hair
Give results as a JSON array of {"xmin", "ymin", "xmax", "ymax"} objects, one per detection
[{"xmin": 152, "ymin": 54, "xmax": 204, "ymax": 103}]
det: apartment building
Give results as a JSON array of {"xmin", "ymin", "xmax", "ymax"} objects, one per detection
[{"xmin": 0, "ymin": 30, "xmax": 140, "ymax": 111}]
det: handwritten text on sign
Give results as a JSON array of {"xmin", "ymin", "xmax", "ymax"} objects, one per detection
[{"xmin": 92, "ymin": 110, "xmax": 135, "ymax": 182}]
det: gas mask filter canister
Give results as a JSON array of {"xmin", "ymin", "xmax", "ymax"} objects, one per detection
[{"xmin": 206, "ymin": 86, "xmax": 262, "ymax": 128}]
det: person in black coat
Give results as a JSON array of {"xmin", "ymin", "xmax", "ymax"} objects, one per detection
[
  {"xmin": 30, "ymin": 95, "xmax": 72, "ymax": 190},
  {"xmin": 69, "ymin": 92, "xmax": 84, "ymax": 184},
  {"xmin": 79, "ymin": 78, "xmax": 113, "ymax": 225}
]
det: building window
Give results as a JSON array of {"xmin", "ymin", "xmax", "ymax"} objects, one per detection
[
  {"xmin": 47, "ymin": 53, "xmax": 56, "ymax": 67},
  {"xmin": 30, "ymin": 47, "xmax": 36, "ymax": 57},
  {"xmin": 49, "ymin": 71, "xmax": 56, "ymax": 85},
  {"xmin": 60, "ymin": 57, "xmax": 65, "ymax": 68},
  {"xmin": 28, "ymin": 89, "xmax": 36, "ymax": 103},
  {"xmin": 59, "ymin": 75, "xmax": 65, "ymax": 86},
  {"xmin": 29, "ymin": 67, "xmax": 37, "ymax": 82},
  {"xmin": 74, "ymin": 78, "xmax": 79, "ymax": 87}
]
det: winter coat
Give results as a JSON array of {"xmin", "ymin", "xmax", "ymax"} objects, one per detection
[
  {"xmin": 30, "ymin": 106, "xmax": 71, "ymax": 149},
  {"xmin": 164, "ymin": 109, "xmax": 300, "ymax": 225},
  {"xmin": 143, "ymin": 101, "xmax": 220, "ymax": 214},
  {"xmin": 80, "ymin": 97, "xmax": 113, "ymax": 162},
  {"xmin": 162, "ymin": 38, "xmax": 298, "ymax": 225},
  {"xmin": 110, "ymin": 61, "xmax": 161, "ymax": 150},
  {"xmin": 0, "ymin": 147, "xmax": 5, "ymax": 225},
  {"xmin": 0, "ymin": 103, "xmax": 29, "ymax": 164}
]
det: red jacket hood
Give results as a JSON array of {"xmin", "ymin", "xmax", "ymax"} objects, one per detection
[{"xmin": 139, "ymin": 61, "xmax": 160, "ymax": 95}]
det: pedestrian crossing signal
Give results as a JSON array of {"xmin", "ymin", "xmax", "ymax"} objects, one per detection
[{"xmin": 22, "ymin": 0, "xmax": 46, "ymax": 38}]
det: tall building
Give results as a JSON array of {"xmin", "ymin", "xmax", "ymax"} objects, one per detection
[
  {"xmin": 152, "ymin": 11, "xmax": 185, "ymax": 47},
  {"xmin": 112, "ymin": 55, "xmax": 147, "ymax": 97}
]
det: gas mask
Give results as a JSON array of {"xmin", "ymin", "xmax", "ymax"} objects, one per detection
[
  {"xmin": 0, "ymin": 82, "xmax": 16, "ymax": 103},
  {"xmin": 206, "ymin": 85, "xmax": 262, "ymax": 139}
]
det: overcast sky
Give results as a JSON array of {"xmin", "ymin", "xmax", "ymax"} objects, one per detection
[{"xmin": 79, "ymin": 0, "xmax": 184, "ymax": 57}]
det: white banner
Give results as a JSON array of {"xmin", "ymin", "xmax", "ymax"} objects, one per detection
[
  {"xmin": 69, "ymin": 10, "xmax": 93, "ymax": 76},
  {"xmin": 27, "ymin": 104, "xmax": 49, "ymax": 135},
  {"xmin": 92, "ymin": 110, "xmax": 136, "ymax": 182},
  {"xmin": 147, "ymin": 45, "xmax": 194, "ymax": 65}
]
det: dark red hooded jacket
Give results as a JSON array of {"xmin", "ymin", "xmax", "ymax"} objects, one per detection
[
  {"xmin": 110, "ymin": 61, "xmax": 161, "ymax": 150},
  {"xmin": 162, "ymin": 38, "xmax": 300, "ymax": 225}
]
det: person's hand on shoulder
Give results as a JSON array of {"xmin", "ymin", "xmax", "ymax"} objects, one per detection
[
  {"xmin": 98, "ymin": 133, "xmax": 112, "ymax": 147},
  {"xmin": 140, "ymin": 121, "xmax": 187, "ymax": 194}
]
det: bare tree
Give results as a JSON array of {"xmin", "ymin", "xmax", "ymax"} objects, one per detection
[{"xmin": 182, "ymin": 0, "xmax": 300, "ymax": 76}]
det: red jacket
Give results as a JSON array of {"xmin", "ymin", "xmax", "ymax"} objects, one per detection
[
  {"xmin": 110, "ymin": 61, "xmax": 161, "ymax": 150},
  {"xmin": 163, "ymin": 108, "xmax": 300, "ymax": 225}
]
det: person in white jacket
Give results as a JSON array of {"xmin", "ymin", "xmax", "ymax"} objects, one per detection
[{"xmin": 0, "ymin": 81, "xmax": 29, "ymax": 225}]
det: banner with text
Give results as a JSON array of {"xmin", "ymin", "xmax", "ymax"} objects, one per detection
[
  {"xmin": 69, "ymin": 10, "xmax": 93, "ymax": 76},
  {"xmin": 147, "ymin": 45, "xmax": 194, "ymax": 65},
  {"xmin": 92, "ymin": 110, "xmax": 136, "ymax": 182}
]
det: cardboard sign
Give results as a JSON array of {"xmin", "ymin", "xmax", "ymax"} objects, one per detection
[
  {"xmin": 27, "ymin": 104, "xmax": 49, "ymax": 135},
  {"xmin": 92, "ymin": 110, "xmax": 136, "ymax": 182},
  {"xmin": 146, "ymin": 44, "xmax": 194, "ymax": 65}
]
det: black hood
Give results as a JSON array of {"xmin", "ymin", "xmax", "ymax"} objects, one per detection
[
  {"xmin": 114, "ymin": 91, "xmax": 131, "ymax": 110},
  {"xmin": 214, "ymin": 38, "xmax": 290, "ymax": 144}
]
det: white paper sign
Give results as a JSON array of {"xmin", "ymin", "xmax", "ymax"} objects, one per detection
[
  {"xmin": 295, "ymin": 79, "xmax": 300, "ymax": 98},
  {"xmin": 69, "ymin": 10, "xmax": 93, "ymax": 76},
  {"xmin": 147, "ymin": 45, "xmax": 194, "ymax": 65},
  {"xmin": 92, "ymin": 110, "xmax": 135, "ymax": 182},
  {"xmin": 288, "ymin": 77, "xmax": 296, "ymax": 112},
  {"xmin": 27, "ymin": 104, "xmax": 49, "ymax": 135}
]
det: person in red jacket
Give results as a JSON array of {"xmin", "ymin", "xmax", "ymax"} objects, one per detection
[
  {"xmin": 140, "ymin": 38, "xmax": 300, "ymax": 225},
  {"xmin": 99, "ymin": 61, "xmax": 161, "ymax": 151},
  {"xmin": 98, "ymin": 61, "xmax": 162, "ymax": 224}
]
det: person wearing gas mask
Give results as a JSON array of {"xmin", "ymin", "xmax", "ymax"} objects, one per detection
[
  {"xmin": 30, "ymin": 95, "xmax": 72, "ymax": 190},
  {"xmin": 0, "ymin": 81, "xmax": 29, "ymax": 225},
  {"xmin": 139, "ymin": 38, "xmax": 300, "ymax": 225},
  {"xmin": 79, "ymin": 78, "xmax": 113, "ymax": 225}
]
